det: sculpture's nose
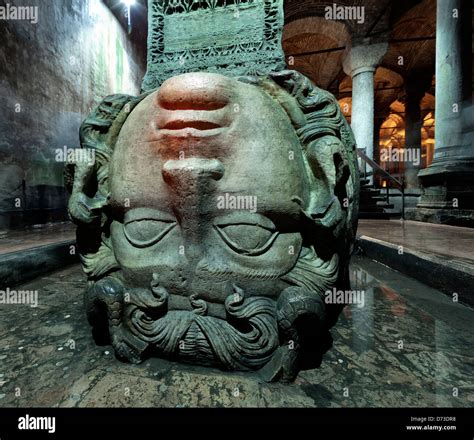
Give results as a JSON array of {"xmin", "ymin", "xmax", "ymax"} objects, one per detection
[
  {"xmin": 157, "ymin": 72, "xmax": 233, "ymax": 111},
  {"xmin": 162, "ymin": 158, "xmax": 224, "ymax": 264}
]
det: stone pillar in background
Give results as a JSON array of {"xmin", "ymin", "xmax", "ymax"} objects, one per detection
[
  {"xmin": 413, "ymin": 0, "xmax": 473, "ymax": 226},
  {"xmin": 343, "ymin": 42, "xmax": 388, "ymax": 173},
  {"xmin": 404, "ymin": 72, "xmax": 432, "ymax": 190},
  {"xmin": 373, "ymin": 113, "xmax": 388, "ymax": 166}
]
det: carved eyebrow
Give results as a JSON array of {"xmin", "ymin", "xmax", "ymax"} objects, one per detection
[
  {"xmin": 124, "ymin": 207, "xmax": 176, "ymax": 223},
  {"xmin": 213, "ymin": 212, "xmax": 276, "ymax": 230}
]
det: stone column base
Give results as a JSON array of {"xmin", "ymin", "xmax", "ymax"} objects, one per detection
[
  {"xmin": 414, "ymin": 159, "xmax": 474, "ymax": 227},
  {"xmin": 405, "ymin": 207, "xmax": 474, "ymax": 228}
]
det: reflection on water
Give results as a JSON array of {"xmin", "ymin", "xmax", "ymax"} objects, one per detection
[
  {"xmin": 349, "ymin": 264, "xmax": 375, "ymax": 352},
  {"xmin": 310, "ymin": 254, "xmax": 474, "ymax": 407}
]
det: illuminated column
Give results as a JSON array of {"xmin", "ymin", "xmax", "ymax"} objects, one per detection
[
  {"xmin": 404, "ymin": 72, "xmax": 432, "ymax": 189},
  {"xmin": 343, "ymin": 43, "xmax": 388, "ymax": 168},
  {"xmin": 416, "ymin": 0, "xmax": 473, "ymax": 224},
  {"xmin": 373, "ymin": 112, "xmax": 389, "ymax": 167}
]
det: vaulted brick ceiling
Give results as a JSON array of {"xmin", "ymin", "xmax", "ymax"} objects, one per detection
[
  {"xmin": 282, "ymin": 0, "xmax": 437, "ymax": 116},
  {"xmin": 284, "ymin": 0, "xmax": 393, "ymax": 40}
]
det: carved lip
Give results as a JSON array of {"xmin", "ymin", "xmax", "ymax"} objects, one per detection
[
  {"xmin": 159, "ymin": 119, "xmax": 226, "ymax": 137},
  {"xmin": 158, "ymin": 126, "xmax": 227, "ymax": 138},
  {"xmin": 162, "ymin": 119, "xmax": 222, "ymax": 131},
  {"xmin": 156, "ymin": 110, "xmax": 229, "ymax": 137}
]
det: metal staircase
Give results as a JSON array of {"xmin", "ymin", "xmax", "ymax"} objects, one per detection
[{"xmin": 357, "ymin": 149, "xmax": 405, "ymax": 220}]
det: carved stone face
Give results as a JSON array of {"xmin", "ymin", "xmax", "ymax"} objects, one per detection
[
  {"xmin": 109, "ymin": 73, "xmax": 309, "ymax": 308},
  {"xmin": 70, "ymin": 70, "xmax": 358, "ymax": 382}
]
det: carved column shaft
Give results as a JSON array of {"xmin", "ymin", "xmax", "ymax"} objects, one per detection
[
  {"xmin": 352, "ymin": 69, "xmax": 376, "ymax": 160},
  {"xmin": 343, "ymin": 43, "xmax": 388, "ymax": 182},
  {"xmin": 415, "ymin": 0, "xmax": 473, "ymax": 225},
  {"xmin": 404, "ymin": 73, "xmax": 432, "ymax": 189}
]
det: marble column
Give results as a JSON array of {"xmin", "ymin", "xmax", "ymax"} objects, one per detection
[
  {"xmin": 404, "ymin": 73, "xmax": 432, "ymax": 189},
  {"xmin": 414, "ymin": 0, "xmax": 473, "ymax": 226},
  {"xmin": 373, "ymin": 114, "xmax": 388, "ymax": 166},
  {"xmin": 343, "ymin": 43, "xmax": 388, "ymax": 183}
]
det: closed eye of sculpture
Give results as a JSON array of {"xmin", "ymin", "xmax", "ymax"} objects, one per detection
[
  {"xmin": 124, "ymin": 219, "xmax": 176, "ymax": 248},
  {"xmin": 214, "ymin": 223, "xmax": 278, "ymax": 256}
]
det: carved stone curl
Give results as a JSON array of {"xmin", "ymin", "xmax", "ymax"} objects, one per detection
[{"xmin": 67, "ymin": 70, "xmax": 359, "ymax": 382}]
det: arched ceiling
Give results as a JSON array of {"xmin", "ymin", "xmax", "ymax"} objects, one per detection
[
  {"xmin": 284, "ymin": 0, "xmax": 393, "ymax": 40},
  {"xmin": 283, "ymin": 17, "xmax": 350, "ymax": 89},
  {"xmin": 282, "ymin": 0, "xmax": 437, "ymax": 117},
  {"xmin": 383, "ymin": 0, "xmax": 436, "ymax": 76}
]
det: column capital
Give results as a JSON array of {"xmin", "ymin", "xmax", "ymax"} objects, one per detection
[{"xmin": 343, "ymin": 42, "xmax": 388, "ymax": 78}]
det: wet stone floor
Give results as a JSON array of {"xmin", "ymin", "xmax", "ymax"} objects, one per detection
[{"xmin": 0, "ymin": 255, "xmax": 472, "ymax": 408}]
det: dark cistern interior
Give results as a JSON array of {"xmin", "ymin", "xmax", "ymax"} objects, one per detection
[{"xmin": 0, "ymin": 0, "xmax": 473, "ymax": 408}]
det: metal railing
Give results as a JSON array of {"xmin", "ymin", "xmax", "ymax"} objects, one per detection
[{"xmin": 357, "ymin": 148, "xmax": 405, "ymax": 219}]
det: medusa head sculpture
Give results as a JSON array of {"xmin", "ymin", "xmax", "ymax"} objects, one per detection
[{"xmin": 67, "ymin": 70, "xmax": 359, "ymax": 382}]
